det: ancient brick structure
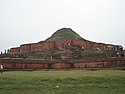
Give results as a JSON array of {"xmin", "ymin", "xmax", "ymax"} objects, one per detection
[
  {"xmin": 10, "ymin": 47, "xmax": 20, "ymax": 54},
  {"xmin": 1, "ymin": 28, "xmax": 124, "ymax": 70},
  {"xmin": 9, "ymin": 28, "xmax": 121, "ymax": 56},
  {"xmin": 0, "ymin": 58, "xmax": 125, "ymax": 70},
  {"xmin": 10, "ymin": 38, "xmax": 119, "ymax": 54}
]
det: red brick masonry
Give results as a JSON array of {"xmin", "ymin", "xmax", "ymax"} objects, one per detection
[
  {"xmin": 10, "ymin": 39, "xmax": 119, "ymax": 54},
  {"xmin": 0, "ymin": 58, "xmax": 125, "ymax": 70}
]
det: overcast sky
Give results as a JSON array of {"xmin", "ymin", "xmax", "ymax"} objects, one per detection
[{"xmin": 0, "ymin": 0, "xmax": 125, "ymax": 52}]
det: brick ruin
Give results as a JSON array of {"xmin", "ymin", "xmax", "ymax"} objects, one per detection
[
  {"xmin": 0, "ymin": 28, "xmax": 124, "ymax": 70},
  {"xmin": 9, "ymin": 28, "xmax": 123, "ymax": 59},
  {"xmin": 10, "ymin": 36, "xmax": 122, "ymax": 58},
  {"xmin": 0, "ymin": 58, "xmax": 125, "ymax": 70},
  {"xmin": 10, "ymin": 38, "xmax": 120, "ymax": 54}
]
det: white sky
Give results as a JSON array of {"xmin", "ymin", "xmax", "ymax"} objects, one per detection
[{"xmin": 0, "ymin": 0, "xmax": 125, "ymax": 52}]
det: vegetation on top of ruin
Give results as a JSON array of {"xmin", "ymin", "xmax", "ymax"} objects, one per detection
[
  {"xmin": 82, "ymin": 50, "xmax": 106, "ymax": 58},
  {"xmin": 46, "ymin": 28, "xmax": 84, "ymax": 41}
]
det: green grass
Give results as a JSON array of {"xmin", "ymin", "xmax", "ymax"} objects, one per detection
[
  {"xmin": 46, "ymin": 28, "xmax": 83, "ymax": 41},
  {"xmin": 0, "ymin": 70, "xmax": 125, "ymax": 94}
]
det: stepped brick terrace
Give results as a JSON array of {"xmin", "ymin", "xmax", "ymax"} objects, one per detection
[{"xmin": 0, "ymin": 28, "xmax": 124, "ymax": 70}]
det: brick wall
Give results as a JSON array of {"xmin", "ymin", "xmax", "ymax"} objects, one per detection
[
  {"xmin": 10, "ymin": 47, "xmax": 20, "ymax": 54},
  {"xmin": 9, "ymin": 39, "xmax": 119, "ymax": 54},
  {"xmin": 0, "ymin": 58, "xmax": 125, "ymax": 70},
  {"xmin": 20, "ymin": 44, "xmax": 32, "ymax": 52}
]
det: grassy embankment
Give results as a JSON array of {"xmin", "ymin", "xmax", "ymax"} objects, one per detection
[{"xmin": 0, "ymin": 70, "xmax": 125, "ymax": 94}]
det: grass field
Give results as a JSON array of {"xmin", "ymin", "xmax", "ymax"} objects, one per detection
[{"xmin": 0, "ymin": 70, "xmax": 125, "ymax": 94}]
